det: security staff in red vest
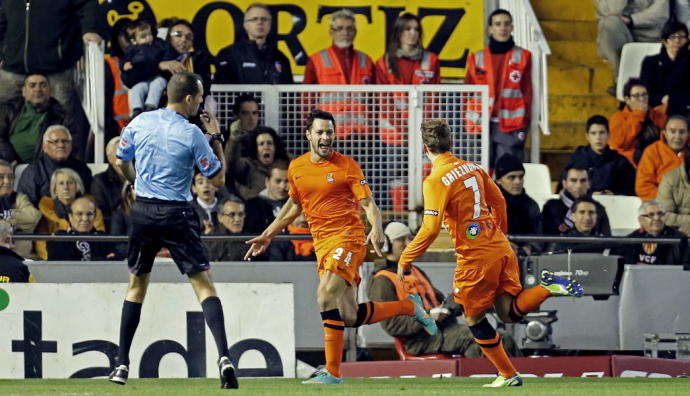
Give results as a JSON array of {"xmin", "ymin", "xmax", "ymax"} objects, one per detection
[
  {"xmin": 367, "ymin": 222, "xmax": 518, "ymax": 357},
  {"xmin": 303, "ymin": 9, "xmax": 376, "ymax": 140},
  {"xmin": 465, "ymin": 9, "xmax": 532, "ymax": 168}
]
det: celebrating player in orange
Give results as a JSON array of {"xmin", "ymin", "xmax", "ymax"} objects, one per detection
[
  {"xmin": 245, "ymin": 109, "xmax": 436, "ymax": 384},
  {"xmin": 398, "ymin": 120, "xmax": 584, "ymax": 388}
]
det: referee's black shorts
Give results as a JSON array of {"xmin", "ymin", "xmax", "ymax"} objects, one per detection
[{"xmin": 127, "ymin": 196, "xmax": 210, "ymax": 275}]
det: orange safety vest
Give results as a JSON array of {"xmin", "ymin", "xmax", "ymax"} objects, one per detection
[
  {"xmin": 105, "ymin": 56, "xmax": 131, "ymax": 131},
  {"xmin": 287, "ymin": 224, "xmax": 314, "ymax": 257},
  {"xmin": 373, "ymin": 266, "xmax": 440, "ymax": 311},
  {"xmin": 465, "ymin": 46, "xmax": 531, "ymax": 134},
  {"xmin": 377, "ymin": 51, "xmax": 439, "ymax": 146},
  {"xmin": 309, "ymin": 47, "xmax": 375, "ymax": 140}
]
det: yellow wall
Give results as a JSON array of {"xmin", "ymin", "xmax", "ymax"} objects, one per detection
[{"xmin": 99, "ymin": 0, "xmax": 484, "ymax": 78}]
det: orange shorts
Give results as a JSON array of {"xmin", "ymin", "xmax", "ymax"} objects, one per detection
[
  {"xmin": 452, "ymin": 253, "xmax": 523, "ymax": 317},
  {"xmin": 315, "ymin": 237, "xmax": 366, "ymax": 286}
]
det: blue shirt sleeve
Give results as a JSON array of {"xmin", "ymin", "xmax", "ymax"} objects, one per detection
[
  {"xmin": 117, "ymin": 126, "xmax": 135, "ymax": 161},
  {"xmin": 190, "ymin": 126, "xmax": 221, "ymax": 177}
]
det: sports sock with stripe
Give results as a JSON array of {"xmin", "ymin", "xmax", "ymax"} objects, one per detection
[
  {"xmin": 321, "ymin": 309, "xmax": 344, "ymax": 378},
  {"xmin": 351, "ymin": 300, "xmax": 414, "ymax": 327},
  {"xmin": 508, "ymin": 287, "xmax": 551, "ymax": 322},
  {"xmin": 469, "ymin": 318, "xmax": 517, "ymax": 379}
]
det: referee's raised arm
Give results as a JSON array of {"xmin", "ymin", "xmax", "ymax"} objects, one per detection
[{"xmin": 199, "ymin": 110, "xmax": 226, "ymax": 188}]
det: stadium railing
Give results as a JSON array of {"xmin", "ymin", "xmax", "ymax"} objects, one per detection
[{"xmin": 77, "ymin": 41, "xmax": 106, "ymax": 164}]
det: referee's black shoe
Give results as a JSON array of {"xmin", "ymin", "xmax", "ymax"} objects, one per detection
[
  {"xmin": 108, "ymin": 364, "xmax": 129, "ymax": 385},
  {"xmin": 219, "ymin": 356, "xmax": 239, "ymax": 389}
]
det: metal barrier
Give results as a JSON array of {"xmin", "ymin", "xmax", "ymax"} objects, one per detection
[{"xmin": 77, "ymin": 42, "xmax": 106, "ymax": 164}]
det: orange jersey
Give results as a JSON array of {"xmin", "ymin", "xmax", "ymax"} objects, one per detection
[
  {"xmin": 288, "ymin": 151, "xmax": 372, "ymax": 244},
  {"xmin": 399, "ymin": 152, "xmax": 513, "ymax": 268}
]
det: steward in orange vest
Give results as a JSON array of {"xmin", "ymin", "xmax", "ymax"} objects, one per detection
[
  {"xmin": 105, "ymin": 56, "xmax": 131, "ymax": 132},
  {"xmin": 303, "ymin": 10, "xmax": 376, "ymax": 140}
]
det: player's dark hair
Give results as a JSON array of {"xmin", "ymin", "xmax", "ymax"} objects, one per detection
[
  {"xmin": 166, "ymin": 72, "xmax": 202, "ymax": 104},
  {"xmin": 245, "ymin": 126, "xmax": 290, "ymax": 162},
  {"xmin": 585, "ymin": 115, "xmax": 608, "ymax": 133},
  {"xmin": 233, "ymin": 94, "xmax": 259, "ymax": 116},
  {"xmin": 421, "ymin": 119, "xmax": 451, "ymax": 154},
  {"xmin": 488, "ymin": 8, "xmax": 512, "ymax": 25},
  {"xmin": 623, "ymin": 78, "xmax": 646, "ymax": 98},
  {"xmin": 306, "ymin": 109, "xmax": 336, "ymax": 131}
]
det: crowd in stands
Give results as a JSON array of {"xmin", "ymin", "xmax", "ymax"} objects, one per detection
[{"xmin": 0, "ymin": 2, "xmax": 689, "ymax": 272}]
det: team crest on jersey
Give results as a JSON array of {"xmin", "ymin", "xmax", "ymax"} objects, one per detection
[
  {"xmin": 643, "ymin": 243, "xmax": 658, "ymax": 255},
  {"xmin": 509, "ymin": 70, "xmax": 522, "ymax": 83},
  {"xmin": 326, "ymin": 173, "xmax": 334, "ymax": 183},
  {"xmin": 466, "ymin": 222, "xmax": 481, "ymax": 239}
]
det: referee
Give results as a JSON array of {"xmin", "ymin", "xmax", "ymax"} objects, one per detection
[{"xmin": 108, "ymin": 72, "xmax": 238, "ymax": 389}]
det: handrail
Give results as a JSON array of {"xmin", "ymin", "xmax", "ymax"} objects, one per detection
[
  {"xmin": 79, "ymin": 42, "xmax": 106, "ymax": 163},
  {"xmin": 498, "ymin": 0, "xmax": 551, "ymax": 163}
]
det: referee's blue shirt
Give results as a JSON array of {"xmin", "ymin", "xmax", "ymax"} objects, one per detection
[{"xmin": 116, "ymin": 109, "xmax": 222, "ymax": 202}]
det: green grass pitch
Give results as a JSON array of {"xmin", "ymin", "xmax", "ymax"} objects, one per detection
[{"xmin": 1, "ymin": 377, "xmax": 689, "ymax": 396}]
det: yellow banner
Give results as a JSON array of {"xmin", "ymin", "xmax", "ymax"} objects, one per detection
[{"xmin": 99, "ymin": 0, "xmax": 485, "ymax": 78}]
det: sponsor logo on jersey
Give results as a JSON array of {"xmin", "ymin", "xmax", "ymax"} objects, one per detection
[
  {"xmin": 424, "ymin": 209, "xmax": 439, "ymax": 216},
  {"xmin": 466, "ymin": 222, "xmax": 480, "ymax": 239},
  {"xmin": 326, "ymin": 173, "xmax": 334, "ymax": 183}
]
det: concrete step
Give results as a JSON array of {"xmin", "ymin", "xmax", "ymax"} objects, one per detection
[
  {"xmin": 531, "ymin": 0, "xmax": 596, "ymax": 22},
  {"xmin": 548, "ymin": 58, "xmax": 613, "ymax": 95},
  {"xmin": 541, "ymin": 20, "xmax": 598, "ymax": 42},
  {"xmin": 541, "ymin": 121, "xmax": 587, "ymax": 150},
  {"xmin": 549, "ymin": 41, "xmax": 601, "ymax": 64},
  {"xmin": 549, "ymin": 94, "xmax": 619, "ymax": 122}
]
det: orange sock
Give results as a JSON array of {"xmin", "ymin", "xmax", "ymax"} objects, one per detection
[
  {"xmin": 353, "ymin": 300, "xmax": 414, "ymax": 326},
  {"xmin": 513, "ymin": 286, "xmax": 551, "ymax": 316},
  {"xmin": 474, "ymin": 334, "xmax": 517, "ymax": 378},
  {"xmin": 321, "ymin": 309, "xmax": 344, "ymax": 378}
]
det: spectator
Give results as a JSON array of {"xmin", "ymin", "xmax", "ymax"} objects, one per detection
[
  {"xmin": 90, "ymin": 137, "xmax": 126, "ymax": 229},
  {"xmin": 0, "ymin": 1, "xmax": 101, "ymax": 113},
  {"xmin": 543, "ymin": 163, "xmax": 611, "ymax": 235},
  {"xmin": 46, "ymin": 196, "xmax": 113, "ymax": 261},
  {"xmin": 376, "ymin": 12, "xmax": 440, "ymax": 146},
  {"xmin": 563, "ymin": 115, "xmax": 636, "ymax": 195},
  {"xmin": 35, "ymin": 167, "xmax": 104, "ymax": 260},
  {"xmin": 265, "ymin": 212, "xmax": 316, "ymax": 261},
  {"xmin": 0, "ymin": 160, "xmax": 40, "ymax": 259},
  {"xmin": 192, "ymin": 170, "xmax": 230, "ymax": 235},
  {"xmin": 609, "ymin": 78, "xmax": 667, "ymax": 166},
  {"xmin": 226, "ymin": 126, "xmax": 290, "ymax": 201},
  {"xmin": 0, "ymin": 74, "xmax": 88, "ymax": 165},
  {"xmin": 0, "ymin": 220, "xmax": 33, "ymax": 282},
  {"xmin": 658, "ymin": 148, "xmax": 690, "ymax": 230},
  {"xmin": 465, "ymin": 8, "xmax": 531, "ymax": 167},
  {"xmin": 493, "ymin": 154, "xmax": 541, "ymax": 256},
  {"xmin": 205, "ymin": 196, "xmax": 249, "ymax": 261},
  {"xmin": 159, "ymin": 19, "xmax": 215, "ymax": 97},
  {"xmin": 640, "ymin": 20, "xmax": 690, "ymax": 115},
  {"xmin": 549, "ymin": 197, "xmax": 612, "ymax": 253},
  {"xmin": 620, "ymin": 200, "xmax": 689, "ymax": 265},
  {"xmin": 215, "ymin": 3, "xmax": 293, "ymax": 84},
  {"xmin": 104, "ymin": 18, "xmax": 133, "ymax": 139},
  {"xmin": 110, "ymin": 182, "xmax": 135, "ymax": 261},
  {"xmin": 368, "ymin": 221, "xmax": 518, "ymax": 357},
  {"xmin": 636, "ymin": 115, "xmax": 689, "ymax": 200},
  {"xmin": 595, "ymin": 0, "xmax": 669, "ymax": 96},
  {"xmin": 17, "ymin": 125, "xmax": 92, "ymax": 206},
  {"xmin": 244, "ymin": 161, "xmax": 289, "ymax": 233},
  {"xmin": 120, "ymin": 20, "xmax": 168, "ymax": 117},
  {"xmin": 225, "ymin": 94, "xmax": 260, "ymax": 150}
]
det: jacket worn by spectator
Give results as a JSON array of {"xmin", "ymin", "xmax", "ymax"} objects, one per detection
[
  {"xmin": 0, "ymin": 191, "xmax": 41, "ymax": 258},
  {"xmin": 0, "ymin": 0, "xmax": 99, "ymax": 75},
  {"xmin": 46, "ymin": 228, "xmax": 113, "ymax": 261},
  {"xmin": 215, "ymin": 39, "xmax": 293, "ymax": 84},
  {"xmin": 542, "ymin": 191, "xmax": 611, "ymax": 236},
  {"xmin": 90, "ymin": 165, "xmax": 123, "ymax": 230},
  {"xmin": 635, "ymin": 135, "xmax": 685, "ymax": 201},
  {"xmin": 205, "ymin": 226, "xmax": 248, "ymax": 262},
  {"xmin": 609, "ymin": 104, "xmax": 667, "ymax": 166},
  {"xmin": 548, "ymin": 227, "xmax": 612, "ymax": 254},
  {"xmin": 640, "ymin": 45, "xmax": 690, "ymax": 113},
  {"xmin": 244, "ymin": 190, "xmax": 288, "ymax": 233},
  {"xmin": 621, "ymin": 226, "xmax": 689, "ymax": 265},
  {"xmin": 160, "ymin": 46, "xmax": 216, "ymax": 99},
  {"xmin": 0, "ymin": 245, "xmax": 32, "ymax": 282},
  {"xmin": 658, "ymin": 164, "xmax": 690, "ymax": 230},
  {"xmin": 120, "ymin": 38, "xmax": 168, "ymax": 89},
  {"xmin": 0, "ymin": 96, "xmax": 86, "ymax": 164},
  {"xmin": 498, "ymin": 184, "xmax": 542, "ymax": 254},
  {"xmin": 109, "ymin": 204, "xmax": 132, "ymax": 261},
  {"xmin": 563, "ymin": 145, "xmax": 636, "ymax": 195},
  {"xmin": 17, "ymin": 151, "xmax": 92, "ymax": 206}
]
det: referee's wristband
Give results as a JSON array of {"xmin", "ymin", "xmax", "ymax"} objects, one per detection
[{"xmin": 205, "ymin": 133, "xmax": 225, "ymax": 144}]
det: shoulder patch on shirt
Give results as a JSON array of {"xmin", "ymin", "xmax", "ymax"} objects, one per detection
[
  {"xmin": 424, "ymin": 209, "xmax": 439, "ymax": 216},
  {"xmin": 466, "ymin": 222, "xmax": 481, "ymax": 239}
]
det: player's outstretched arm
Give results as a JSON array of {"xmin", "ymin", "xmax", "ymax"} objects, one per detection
[
  {"xmin": 116, "ymin": 159, "xmax": 136, "ymax": 184},
  {"xmin": 361, "ymin": 197, "xmax": 384, "ymax": 257},
  {"xmin": 244, "ymin": 196, "xmax": 303, "ymax": 260}
]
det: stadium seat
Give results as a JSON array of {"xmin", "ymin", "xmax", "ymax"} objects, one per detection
[
  {"xmin": 592, "ymin": 195, "xmax": 642, "ymax": 236},
  {"xmin": 393, "ymin": 337, "xmax": 453, "ymax": 361},
  {"xmin": 13, "ymin": 164, "xmax": 28, "ymax": 190},
  {"xmin": 87, "ymin": 163, "xmax": 108, "ymax": 176},
  {"xmin": 523, "ymin": 163, "xmax": 553, "ymax": 197},
  {"xmin": 616, "ymin": 42, "xmax": 662, "ymax": 101}
]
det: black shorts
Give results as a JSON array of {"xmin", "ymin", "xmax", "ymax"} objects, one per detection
[{"xmin": 127, "ymin": 197, "xmax": 210, "ymax": 275}]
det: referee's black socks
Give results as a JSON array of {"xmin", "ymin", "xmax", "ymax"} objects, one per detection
[
  {"xmin": 116, "ymin": 300, "xmax": 142, "ymax": 366},
  {"xmin": 201, "ymin": 296, "xmax": 229, "ymax": 359}
]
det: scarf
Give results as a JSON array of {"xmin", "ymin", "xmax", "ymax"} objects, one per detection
[
  {"xmin": 489, "ymin": 37, "xmax": 515, "ymax": 54},
  {"xmin": 559, "ymin": 189, "xmax": 575, "ymax": 229},
  {"xmin": 395, "ymin": 46, "xmax": 423, "ymax": 61}
]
